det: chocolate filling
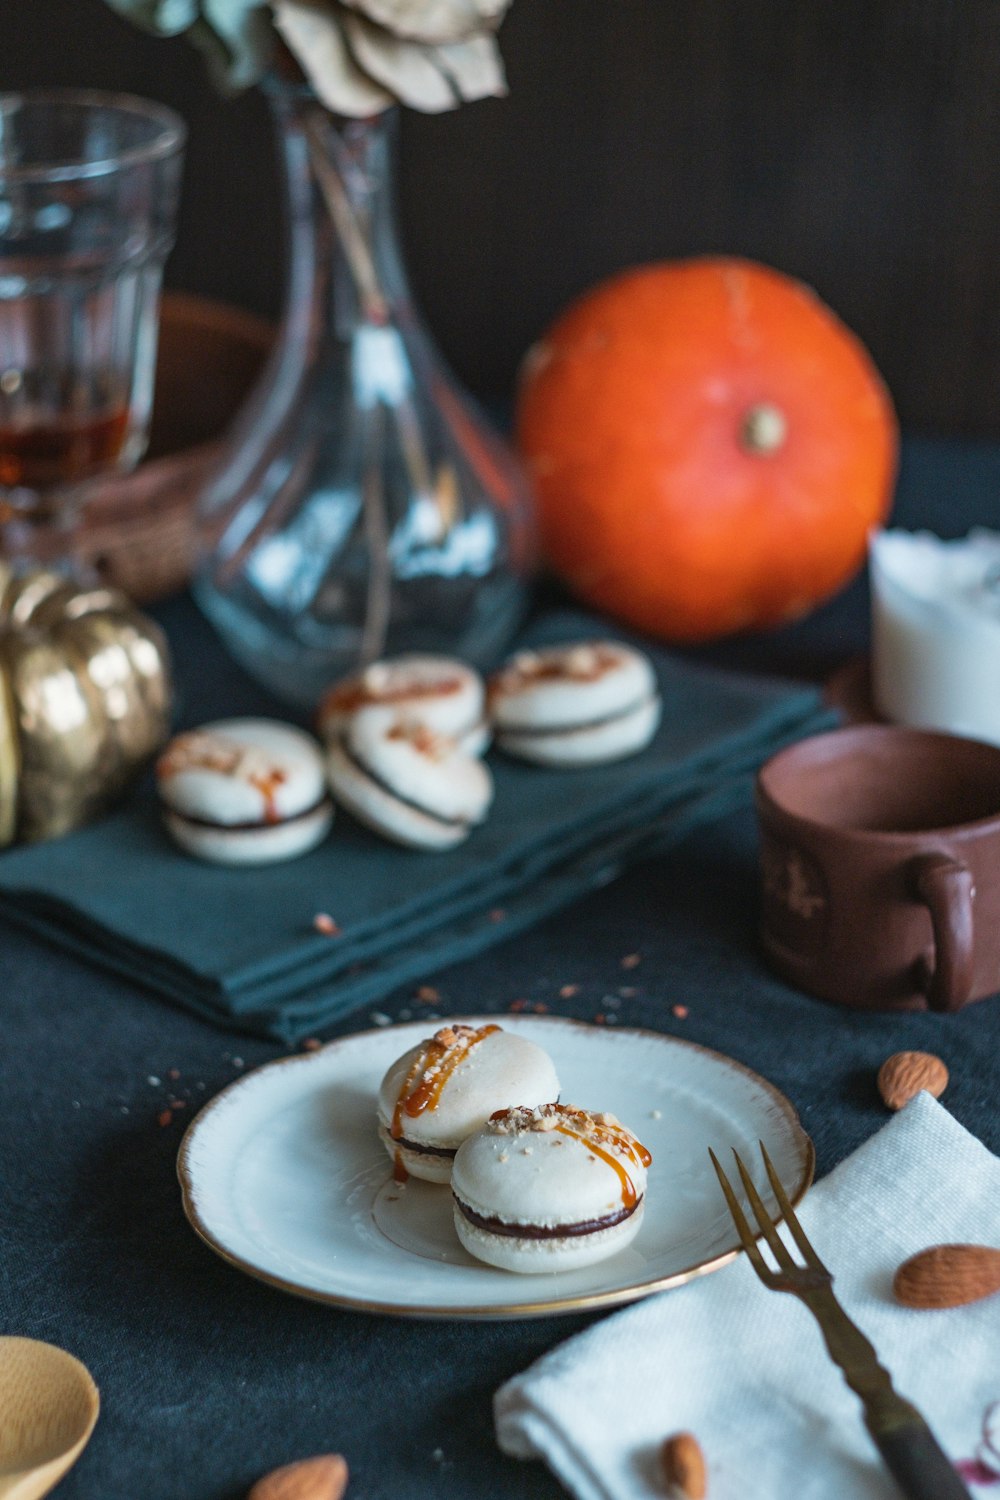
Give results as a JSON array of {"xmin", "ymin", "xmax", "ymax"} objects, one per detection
[
  {"xmin": 340, "ymin": 743, "xmax": 468, "ymax": 828},
  {"xmin": 165, "ymin": 795, "xmax": 332, "ymax": 833},
  {"xmin": 389, "ymin": 1133, "xmax": 458, "ymax": 1160},
  {"xmin": 454, "ymin": 1194, "xmax": 640, "ymax": 1239},
  {"xmin": 497, "ymin": 693, "xmax": 655, "ymax": 739}
]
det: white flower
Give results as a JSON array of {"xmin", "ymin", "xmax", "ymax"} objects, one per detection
[
  {"xmin": 105, "ymin": 0, "xmax": 513, "ymax": 113},
  {"xmin": 276, "ymin": 1, "xmax": 509, "ymax": 114}
]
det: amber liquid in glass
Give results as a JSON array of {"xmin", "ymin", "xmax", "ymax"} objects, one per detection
[{"xmin": 0, "ymin": 404, "xmax": 130, "ymax": 490}]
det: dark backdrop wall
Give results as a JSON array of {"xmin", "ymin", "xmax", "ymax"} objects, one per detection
[{"xmin": 5, "ymin": 0, "xmax": 1000, "ymax": 436}]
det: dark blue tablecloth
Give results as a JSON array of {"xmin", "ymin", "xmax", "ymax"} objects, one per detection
[{"xmin": 3, "ymin": 435, "xmax": 1000, "ymax": 1500}]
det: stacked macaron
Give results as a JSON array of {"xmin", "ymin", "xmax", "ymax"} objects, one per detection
[
  {"xmin": 377, "ymin": 1022, "xmax": 560, "ymax": 1183},
  {"xmin": 156, "ymin": 719, "xmax": 333, "ymax": 865},
  {"xmin": 321, "ymin": 655, "xmax": 493, "ymax": 850},
  {"xmin": 318, "ymin": 655, "xmax": 489, "ymax": 756},
  {"xmin": 375, "ymin": 1021, "xmax": 652, "ymax": 1274},
  {"xmin": 452, "ymin": 1102, "xmax": 651, "ymax": 1273},
  {"xmin": 488, "ymin": 641, "xmax": 661, "ymax": 767}
]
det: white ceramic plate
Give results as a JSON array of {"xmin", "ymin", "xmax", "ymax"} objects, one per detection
[{"xmin": 178, "ymin": 1017, "xmax": 813, "ymax": 1320}]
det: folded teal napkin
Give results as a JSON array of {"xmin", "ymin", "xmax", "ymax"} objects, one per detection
[{"xmin": 0, "ymin": 613, "xmax": 833, "ymax": 1041}]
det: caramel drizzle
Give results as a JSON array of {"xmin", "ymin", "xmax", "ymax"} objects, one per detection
[
  {"xmin": 390, "ymin": 1025, "xmax": 501, "ymax": 1181},
  {"xmin": 249, "ymin": 768, "xmax": 288, "ymax": 825},
  {"xmin": 325, "ymin": 676, "xmax": 463, "ymax": 714},
  {"xmin": 158, "ymin": 734, "xmax": 289, "ymax": 825},
  {"xmin": 554, "ymin": 1123, "xmax": 652, "ymax": 1210}
]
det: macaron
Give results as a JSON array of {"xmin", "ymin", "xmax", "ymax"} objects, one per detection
[
  {"xmin": 488, "ymin": 641, "xmax": 661, "ymax": 767},
  {"xmin": 156, "ymin": 718, "xmax": 333, "ymax": 865},
  {"xmin": 318, "ymin": 655, "xmax": 488, "ymax": 756},
  {"xmin": 452, "ymin": 1102, "xmax": 651, "ymax": 1273},
  {"xmin": 377, "ymin": 1022, "xmax": 561, "ymax": 1184},
  {"xmin": 326, "ymin": 717, "xmax": 492, "ymax": 850}
]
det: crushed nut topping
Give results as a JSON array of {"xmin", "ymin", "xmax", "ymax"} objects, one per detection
[
  {"xmin": 158, "ymin": 730, "xmax": 245, "ymax": 778},
  {"xmin": 489, "ymin": 642, "xmax": 622, "ymax": 697},
  {"xmin": 157, "ymin": 731, "xmax": 287, "ymax": 793},
  {"xmin": 566, "ymin": 645, "xmax": 600, "ymax": 675},
  {"xmin": 386, "ymin": 721, "xmax": 456, "ymax": 761},
  {"xmin": 486, "ymin": 1102, "xmax": 650, "ymax": 1165}
]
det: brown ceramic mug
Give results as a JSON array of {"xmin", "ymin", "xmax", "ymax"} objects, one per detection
[{"xmin": 755, "ymin": 724, "xmax": 1000, "ymax": 1012}]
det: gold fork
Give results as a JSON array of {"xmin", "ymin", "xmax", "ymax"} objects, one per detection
[{"xmin": 709, "ymin": 1143, "xmax": 973, "ymax": 1500}]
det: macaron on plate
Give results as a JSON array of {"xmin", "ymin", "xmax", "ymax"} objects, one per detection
[
  {"xmin": 377, "ymin": 1023, "xmax": 560, "ymax": 1184},
  {"xmin": 178, "ymin": 1017, "xmax": 813, "ymax": 1320}
]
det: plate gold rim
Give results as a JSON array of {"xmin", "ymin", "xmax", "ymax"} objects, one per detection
[{"xmin": 177, "ymin": 1016, "xmax": 816, "ymax": 1321}]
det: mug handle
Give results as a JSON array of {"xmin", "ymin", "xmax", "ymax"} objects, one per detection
[{"xmin": 912, "ymin": 852, "xmax": 976, "ymax": 1013}]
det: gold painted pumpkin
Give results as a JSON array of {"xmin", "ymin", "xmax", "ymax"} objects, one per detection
[{"xmin": 0, "ymin": 566, "xmax": 173, "ymax": 845}]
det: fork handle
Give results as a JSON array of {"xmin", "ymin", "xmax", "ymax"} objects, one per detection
[
  {"xmin": 870, "ymin": 1420, "xmax": 973, "ymax": 1500},
  {"xmin": 805, "ymin": 1289, "xmax": 973, "ymax": 1500}
]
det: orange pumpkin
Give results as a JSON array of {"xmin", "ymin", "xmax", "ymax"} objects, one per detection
[{"xmin": 516, "ymin": 257, "xmax": 898, "ymax": 642}]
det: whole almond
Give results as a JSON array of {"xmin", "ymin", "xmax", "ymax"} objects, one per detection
[
  {"xmin": 894, "ymin": 1244, "xmax": 1000, "ymax": 1309},
  {"xmin": 877, "ymin": 1051, "xmax": 948, "ymax": 1111},
  {"xmin": 661, "ymin": 1432, "xmax": 707, "ymax": 1498},
  {"xmin": 248, "ymin": 1454, "xmax": 348, "ymax": 1500}
]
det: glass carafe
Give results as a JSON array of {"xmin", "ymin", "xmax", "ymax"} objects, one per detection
[{"xmin": 195, "ymin": 83, "xmax": 534, "ymax": 709}]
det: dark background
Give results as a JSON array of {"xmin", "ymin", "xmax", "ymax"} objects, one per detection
[
  {"xmin": 6, "ymin": 0, "xmax": 1000, "ymax": 435},
  {"xmin": 6, "ymin": 12, "xmax": 1000, "ymax": 1495}
]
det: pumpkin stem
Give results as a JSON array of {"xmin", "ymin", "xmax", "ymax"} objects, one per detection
[{"xmin": 741, "ymin": 403, "xmax": 787, "ymax": 456}]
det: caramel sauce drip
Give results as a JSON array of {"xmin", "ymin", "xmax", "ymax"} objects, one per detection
[
  {"xmin": 390, "ymin": 1024, "xmax": 500, "ymax": 1141},
  {"xmin": 393, "ymin": 1148, "xmax": 408, "ymax": 1184},
  {"xmin": 249, "ymin": 768, "xmax": 288, "ymax": 825},
  {"xmin": 554, "ymin": 1121, "xmax": 651, "ymax": 1210}
]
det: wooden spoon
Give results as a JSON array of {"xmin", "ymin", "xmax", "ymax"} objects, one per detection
[{"xmin": 0, "ymin": 1338, "xmax": 99, "ymax": 1499}]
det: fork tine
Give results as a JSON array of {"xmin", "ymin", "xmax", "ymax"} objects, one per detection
[
  {"xmin": 708, "ymin": 1148, "xmax": 775, "ymax": 1284},
  {"xmin": 731, "ymin": 1148, "xmax": 798, "ymax": 1272},
  {"xmin": 759, "ymin": 1141, "xmax": 827, "ymax": 1273}
]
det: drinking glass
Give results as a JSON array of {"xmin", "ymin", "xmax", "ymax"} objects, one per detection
[{"xmin": 0, "ymin": 90, "xmax": 185, "ymax": 562}]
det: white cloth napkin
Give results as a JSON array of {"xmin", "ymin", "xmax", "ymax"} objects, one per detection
[{"xmin": 495, "ymin": 1095, "xmax": 1000, "ymax": 1499}]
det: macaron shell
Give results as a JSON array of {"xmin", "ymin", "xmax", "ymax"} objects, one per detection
[
  {"xmin": 163, "ymin": 800, "xmax": 333, "ymax": 865},
  {"xmin": 458, "ymin": 719, "xmax": 491, "ymax": 758},
  {"xmin": 376, "ymin": 1123, "xmax": 455, "ymax": 1185},
  {"xmin": 348, "ymin": 717, "xmax": 493, "ymax": 824},
  {"xmin": 454, "ymin": 1197, "xmax": 645, "ymax": 1273},
  {"xmin": 319, "ymin": 655, "xmax": 484, "ymax": 743},
  {"xmin": 377, "ymin": 1031, "xmax": 561, "ymax": 1150},
  {"xmin": 489, "ymin": 644, "xmax": 656, "ymax": 732},
  {"xmin": 326, "ymin": 739, "xmax": 469, "ymax": 850},
  {"xmin": 452, "ymin": 1121, "xmax": 647, "ymax": 1227},
  {"xmin": 497, "ymin": 694, "xmax": 661, "ymax": 767},
  {"xmin": 158, "ymin": 719, "xmax": 327, "ymax": 825}
]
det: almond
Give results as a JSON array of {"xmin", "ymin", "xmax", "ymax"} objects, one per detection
[
  {"xmin": 876, "ymin": 1050, "xmax": 948, "ymax": 1111},
  {"xmin": 248, "ymin": 1454, "xmax": 348, "ymax": 1500},
  {"xmin": 661, "ymin": 1432, "xmax": 707, "ymax": 1498},
  {"xmin": 893, "ymin": 1244, "xmax": 1000, "ymax": 1309}
]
